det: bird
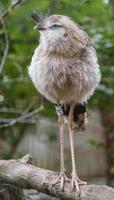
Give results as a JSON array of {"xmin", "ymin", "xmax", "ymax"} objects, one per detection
[{"xmin": 28, "ymin": 12, "xmax": 101, "ymax": 192}]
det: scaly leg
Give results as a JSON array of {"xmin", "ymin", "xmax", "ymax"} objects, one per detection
[
  {"xmin": 68, "ymin": 104, "xmax": 87, "ymax": 192},
  {"xmin": 53, "ymin": 115, "xmax": 69, "ymax": 190}
]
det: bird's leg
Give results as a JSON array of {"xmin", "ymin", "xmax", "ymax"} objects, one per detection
[
  {"xmin": 53, "ymin": 109, "xmax": 69, "ymax": 190},
  {"xmin": 68, "ymin": 104, "xmax": 87, "ymax": 192},
  {"xmin": 59, "ymin": 115, "xmax": 65, "ymax": 175},
  {"xmin": 53, "ymin": 115, "xmax": 69, "ymax": 189}
]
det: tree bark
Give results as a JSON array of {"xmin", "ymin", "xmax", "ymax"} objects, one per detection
[{"xmin": 0, "ymin": 155, "xmax": 114, "ymax": 200}]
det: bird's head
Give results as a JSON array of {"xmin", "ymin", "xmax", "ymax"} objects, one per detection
[
  {"xmin": 31, "ymin": 13, "xmax": 68, "ymax": 40},
  {"xmin": 31, "ymin": 12, "xmax": 90, "ymax": 54}
]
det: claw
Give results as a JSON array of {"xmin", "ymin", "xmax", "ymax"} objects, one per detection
[
  {"xmin": 52, "ymin": 170, "xmax": 70, "ymax": 191},
  {"xmin": 71, "ymin": 177, "xmax": 80, "ymax": 192},
  {"xmin": 77, "ymin": 178, "xmax": 87, "ymax": 185},
  {"xmin": 71, "ymin": 173, "xmax": 87, "ymax": 192}
]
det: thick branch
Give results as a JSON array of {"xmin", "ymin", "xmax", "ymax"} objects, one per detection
[{"xmin": 0, "ymin": 155, "xmax": 114, "ymax": 200}]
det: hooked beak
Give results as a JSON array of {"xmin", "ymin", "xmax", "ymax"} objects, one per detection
[{"xmin": 34, "ymin": 24, "xmax": 46, "ymax": 31}]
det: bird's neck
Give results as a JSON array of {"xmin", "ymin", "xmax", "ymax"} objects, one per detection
[{"xmin": 40, "ymin": 35, "xmax": 80, "ymax": 58}]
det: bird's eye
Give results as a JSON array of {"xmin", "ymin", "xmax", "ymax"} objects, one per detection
[{"xmin": 49, "ymin": 24, "xmax": 62, "ymax": 29}]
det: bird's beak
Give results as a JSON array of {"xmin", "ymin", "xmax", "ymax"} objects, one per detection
[{"xmin": 34, "ymin": 24, "xmax": 46, "ymax": 31}]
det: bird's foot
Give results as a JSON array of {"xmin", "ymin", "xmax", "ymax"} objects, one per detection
[
  {"xmin": 71, "ymin": 173, "xmax": 87, "ymax": 192},
  {"xmin": 52, "ymin": 169, "xmax": 70, "ymax": 191}
]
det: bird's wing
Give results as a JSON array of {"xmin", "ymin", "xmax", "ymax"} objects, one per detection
[{"xmin": 74, "ymin": 22, "xmax": 92, "ymax": 48}]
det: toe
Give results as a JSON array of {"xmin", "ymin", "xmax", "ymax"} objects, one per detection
[
  {"xmin": 71, "ymin": 179, "xmax": 80, "ymax": 192},
  {"xmin": 60, "ymin": 176, "xmax": 64, "ymax": 190},
  {"xmin": 77, "ymin": 178, "xmax": 87, "ymax": 185},
  {"xmin": 52, "ymin": 171, "xmax": 69, "ymax": 191}
]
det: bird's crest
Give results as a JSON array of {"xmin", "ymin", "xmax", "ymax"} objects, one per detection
[{"xmin": 31, "ymin": 11, "xmax": 44, "ymax": 24}]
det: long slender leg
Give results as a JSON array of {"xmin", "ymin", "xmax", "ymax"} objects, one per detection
[
  {"xmin": 69, "ymin": 127, "xmax": 80, "ymax": 191},
  {"xmin": 68, "ymin": 104, "xmax": 87, "ymax": 192},
  {"xmin": 59, "ymin": 116, "xmax": 64, "ymax": 174},
  {"xmin": 68, "ymin": 104, "xmax": 79, "ymax": 191},
  {"xmin": 53, "ymin": 112, "xmax": 69, "ymax": 190},
  {"xmin": 58, "ymin": 115, "xmax": 67, "ymax": 188}
]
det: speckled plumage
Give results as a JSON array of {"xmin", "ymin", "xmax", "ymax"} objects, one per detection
[
  {"xmin": 28, "ymin": 14, "xmax": 101, "ymax": 106},
  {"xmin": 29, "ymin": 14, "xmax": 101, "ymax": 190}
]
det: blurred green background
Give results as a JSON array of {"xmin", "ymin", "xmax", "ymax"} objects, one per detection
[{"xmin": 0, "ymin": 0, "xmax": 114, "ymax": 188}]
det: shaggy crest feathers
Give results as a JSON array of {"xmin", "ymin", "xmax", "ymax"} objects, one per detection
[{"xmin": 31, "ymin": 11, "xmax": 44, "ymax": 25}]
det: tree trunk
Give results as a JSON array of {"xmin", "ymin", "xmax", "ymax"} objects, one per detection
[{"xmin": 0, "ymin": 155, "xmax": 114, "ymax": 200}]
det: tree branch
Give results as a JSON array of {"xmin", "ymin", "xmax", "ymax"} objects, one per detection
[
  {"xmin": 0, "ymin": 20, "xmax": 9, "ymax": 74},
  {"xmin": 0, "ymin": 105, "xmax": 43, "ymax": 128},
  {"xmin": 0, "ymin": 0, "xmax": 23, "ymax": 19},
  {"xmin": 0, "ymin": 0, "xmax": 23, "ymax": 74},
  {"xmin": 0, "ymin": 155, "xmax": 114, "ymax": 200}
]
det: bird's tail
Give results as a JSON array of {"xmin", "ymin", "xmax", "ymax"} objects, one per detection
[{"xmin": 62, "ymin": 103, "xmax": 87, "ymax": 131}]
